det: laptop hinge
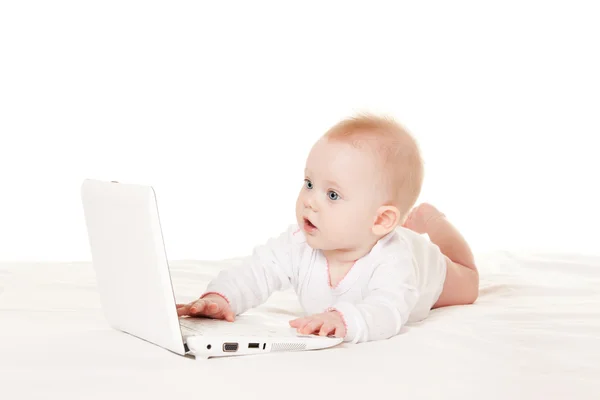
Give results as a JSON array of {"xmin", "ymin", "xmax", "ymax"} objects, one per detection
[{"xmin": 184, "ymin": 343, "xmax": 189, "ymax": 353}]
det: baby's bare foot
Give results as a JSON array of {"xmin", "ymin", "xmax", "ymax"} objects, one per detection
[{"xmin": 402, "ymin": 203, "xmax": 446, "ymax": 234}]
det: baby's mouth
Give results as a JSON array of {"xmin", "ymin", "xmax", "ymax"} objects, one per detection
[{"xmin": 304, "ymin": 217, "xmax": 317, "ymax": 230}]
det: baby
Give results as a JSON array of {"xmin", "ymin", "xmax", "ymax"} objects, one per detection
[{"xmin": 177, "ymin": 114, "xmax": 479, "ymax": 343}]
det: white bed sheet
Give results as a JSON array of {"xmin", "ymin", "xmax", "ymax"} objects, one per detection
[{"xmin": 1, "ymin": 252, "xmax": 599, "ymax": 400}]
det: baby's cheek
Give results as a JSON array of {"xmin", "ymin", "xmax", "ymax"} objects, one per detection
[
  {"xmin": 294, "ymin": 198, "xmax": 303, "ymax": 216},
  {"xmin": 338, "ymin": 210, "xmax": 366, "ymax": 234}
]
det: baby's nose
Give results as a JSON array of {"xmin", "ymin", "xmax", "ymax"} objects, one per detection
[{"xmin": 303, "ymin": 194, "xmax": 317, "ymax": 210}]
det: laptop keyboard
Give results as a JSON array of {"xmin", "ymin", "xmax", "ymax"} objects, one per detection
[{"xmin": 179, "ymin": 317, "xmax": 288, "ymax": 337}]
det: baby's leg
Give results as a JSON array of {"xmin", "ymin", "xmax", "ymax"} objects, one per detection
[{"xmin": 403, "ymin": 203, "xmax": 479, "ymax": 308}]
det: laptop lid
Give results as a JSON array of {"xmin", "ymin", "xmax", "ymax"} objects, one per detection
[{"xmin": 81, "ymin": 179, "xmax": 186, "ymax": 355}]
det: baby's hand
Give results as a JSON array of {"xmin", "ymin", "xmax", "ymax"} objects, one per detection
[
  {"xmin": 289, "ymin": 311, "xmax": 346, "ymax": 338},
  {"xmin": 176, "ymin": 293, "xmax": 235, "ymax": 322}
]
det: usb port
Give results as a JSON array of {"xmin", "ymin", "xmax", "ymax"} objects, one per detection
[
  {"xmin": 223, "ymin": 342, "xmax": 239, "ymax": 352},
  {"xmin": 248, "ymin": 343, "xmax": 260, "ymax": 349}
]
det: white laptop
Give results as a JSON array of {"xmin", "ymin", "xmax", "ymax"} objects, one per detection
[{"xmin": 80, "ymin": 179, "xmax": 342, "ymax": 359}]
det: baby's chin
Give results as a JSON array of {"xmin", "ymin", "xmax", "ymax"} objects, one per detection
[
  {"xmin": 304, "ymin": 233, "xmax": 345, "ymax": 251},
  {"xmin": 300, "ymin": 230, "xmax": 324, "ymax": 248},
  {"xmin": 305, "ymin": 236, "xmax": 323, "ymax": 250}
]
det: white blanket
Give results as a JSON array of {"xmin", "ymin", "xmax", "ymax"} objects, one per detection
[{"xmin": 1, "ymin": 252, "xmax": 599, "ymax": 400}]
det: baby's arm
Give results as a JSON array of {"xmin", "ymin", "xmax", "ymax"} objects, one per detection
[
  {"xmin": 179, "ymin": 226, "xmax": 296, "ymax": 319},
  {"xmin": 292, "ymin": 254, "xmax": 418, "ymax": 343},
  {"xmin": 334, "ymin": 255, "xmax": 418, "ymax": 342}
]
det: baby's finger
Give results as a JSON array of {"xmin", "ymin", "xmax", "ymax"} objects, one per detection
[
  {"xmin": 224, "ymin": 310, "xmax": 235, "ymax": 322},
  {"xmin": 203, "ymin": 301, "xmax": 221, "ymax": 316},
  {"xmin": 177, "ymin": 305, "xmax": 191, "ymax": 316},
  {"xmin": 189, "ymin": 300, "xmax": 208, "ymax": 315},
  {"xmin": 319, "ymin": 323, "xmax": 335, "ymax": 336},
  {"xmin": 302, "ymin": 319, "xmax": 323, "ymax": 335},
  {"xmin": 289, "ymin": 318, "xmax": 306, "ymax": 328},
  {"xmin": 334, "ymin": 325, "xmax": 346, "ymax": 338},
  {"xmin": 295, "ymin": 319, "xmax": 312, "ymax": 331}
]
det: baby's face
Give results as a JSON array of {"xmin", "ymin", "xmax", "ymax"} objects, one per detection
[{"xmin": 295, "ymin": 138, "xmax": 383, "ymax": 251}]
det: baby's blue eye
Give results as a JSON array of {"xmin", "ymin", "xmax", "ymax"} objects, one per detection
[
  {"xmin": 305, "ymin": 179, "xmax": 313, "ymax": 189},
  {"xmin": 328, "ymin": 191, "xmax": 340, "ymax": 201}
]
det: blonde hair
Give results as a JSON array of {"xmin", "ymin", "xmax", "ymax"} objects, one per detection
[{"xmin": 323, "ymin": 113, "xmax": 424, "ymax": 220}]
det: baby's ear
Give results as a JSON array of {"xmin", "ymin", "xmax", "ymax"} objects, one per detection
[{"xmin": 372, "ymin": 205, "xmax": 401, "ymax": 236}]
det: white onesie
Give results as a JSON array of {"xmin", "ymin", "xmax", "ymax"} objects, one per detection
[{"xmin": 204, "ymin": 225, "xmax": 447, "ymax": 343}]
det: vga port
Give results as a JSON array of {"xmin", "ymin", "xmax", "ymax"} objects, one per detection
[{"xmin": 223, "ymin": 342, "xmax": 239, "ymax": 352}]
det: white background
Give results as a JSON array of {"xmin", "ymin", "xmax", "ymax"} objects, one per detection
[{"xmin": 1, "ymin": 1, "xmax": 599, "ymax": 262}]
